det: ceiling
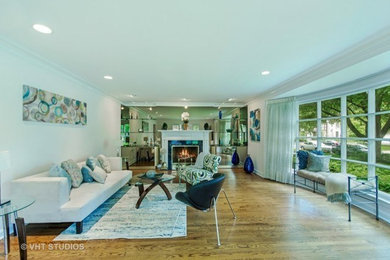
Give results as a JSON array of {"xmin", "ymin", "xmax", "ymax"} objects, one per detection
[
  {"xmin": 127, "ymin": 106, "xmax": 241, "ymax": 120},
  {"xmin": 1, "ymin": 0, "xmax": 390, "ymax": 105}
]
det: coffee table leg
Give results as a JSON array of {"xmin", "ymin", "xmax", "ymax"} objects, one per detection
[
  {"xmin": 159, "ymin": 182, "xmax": 172, "ymax": 200},
  {"xmin": 136, "ymin": 182, "xmax": 159, "ymax": 209},
  {"xmin": 137, "ymin": 183, "xmax": 144, "ymax": 197}
]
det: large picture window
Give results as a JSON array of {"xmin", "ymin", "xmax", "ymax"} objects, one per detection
[{"xmin": 298, "ymin": 84, "xmax": 390, "ymax": 193}]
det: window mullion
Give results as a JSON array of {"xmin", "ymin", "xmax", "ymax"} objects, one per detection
[
  {"xmin": 368, "ymin": 89, "xmax": 375, "ymax": 177},
  {"xmin": 317, "ymin": 101, "xmax": 321, "ymax": 150},
  {"xmin": 341, "ymin": 96, "xmax": 347, "ymax": 173}
]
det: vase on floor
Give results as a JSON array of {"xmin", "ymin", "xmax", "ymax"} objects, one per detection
[
  {"xmin": 232, "ymin": 150, "xmax": 239, "ymax": 165},
  {"xmin": 244, "ymin": 155, "xmax": 254, "ymax": 173}
]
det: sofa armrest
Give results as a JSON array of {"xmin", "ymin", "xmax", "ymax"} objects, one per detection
[
  {"xmin": 11, "ymin": 176, "xmax": 70, "ymax": 212},
  {"xmin": 108, "ymin": 157, "xmax": 123, "ymax": 171}
]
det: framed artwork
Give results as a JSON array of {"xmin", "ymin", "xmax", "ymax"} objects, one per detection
[
  {"xmin": 23, "ymin": 85, "xmax": 87, "ymax": 125},
  {"xmin": 250, "ymin": 109, "xmax": 260, "ymax": 141}
]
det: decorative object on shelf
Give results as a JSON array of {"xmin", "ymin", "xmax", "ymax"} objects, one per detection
[
  {"xmin": 231, "ymin": 149, "xmax": 240, "ymax": 165},
  {"xmin": 249, "ymin": 108, "xmax": 261, "ymax": 141},
  {"xmin": 204, "ymin": 122, "xmax": 209, "ymax": 130},
  {"xmin": 23, "ymin": 85, "xmax": 87, "ymax": 125},
  {"xmin": 0, "ymin": 151, "xmax": 11, "ymax": 205},
  {"xmin": 181, "ymin": 112, "xmax": 190, "ymax": 130},
  {"xmin": 162, "ymin": 122, "xmax": 168, "ymax": 130},
  {"xmin": 244, "ymin": 155, "xmax": 254, "ymax": 173},
  {"xmin": 219, "ymin": 110, "xmax": 222, "ymax": 119}
]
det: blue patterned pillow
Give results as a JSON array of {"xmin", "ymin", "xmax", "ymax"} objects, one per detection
[
  {"xmin": 297, "ymin": 150, "xmax": 324, "ymax": 169},
  {"xmin": 81, "ymin": 166, "xmax": 94, "ymax": 183},
  {"xmin": 307, "ymin": 153, "xmax": 330, "ymax": 172}
]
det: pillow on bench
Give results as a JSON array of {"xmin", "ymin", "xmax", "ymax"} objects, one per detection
[
  {"xmin": 307, "ymin": 152, "xmax": 330, "ymax": 172},
  {"xmin": 297, "ymin": 150, "xmax": 323, "ymax": 169}
]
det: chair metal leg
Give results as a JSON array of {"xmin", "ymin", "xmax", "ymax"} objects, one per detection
[
  {"xmin": 222, "ymin": 189, "xmax": 236, "ymax": 219},
  {"xmin": 213, "ymin": 197, "xmax": 221, "ymax": 246}
]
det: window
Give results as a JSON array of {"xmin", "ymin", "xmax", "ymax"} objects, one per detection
[{"xmin": 297, "ymin": 85, "xmax": 390, "ymax": 193}]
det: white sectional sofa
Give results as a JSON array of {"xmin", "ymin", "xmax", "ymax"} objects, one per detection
[{"xmin": 11, "ymin": 157, "xmax": 132, "ymax": 233}]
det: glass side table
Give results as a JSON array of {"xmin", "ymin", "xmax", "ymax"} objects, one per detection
[{"xmin": 0, "ymin": 197, "xmax": 35, "ymax": 256}]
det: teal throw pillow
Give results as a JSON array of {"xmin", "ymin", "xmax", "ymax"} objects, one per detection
[
  {"xmin": 49, "ymin": 164, "xmax": 72, "ymax": 192},
  {"xmin": 307, "ymin": 153, "xmax": 330, "ymax": 172},
  {"xmin": 81, "ymin": 166, "xmax": 94, "ymax": 183},
  {"xmin": 86, "ymin": 157, "xmax": 100, "ymax": 171}
]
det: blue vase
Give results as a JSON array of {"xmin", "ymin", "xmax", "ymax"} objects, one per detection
[
  {"xmin": 232, "ymin": 150, "xmax": 239, "ymax": 165},
  {"xmin": 244, "ymin": 155, "xmax": 254, "ymax": 173}
]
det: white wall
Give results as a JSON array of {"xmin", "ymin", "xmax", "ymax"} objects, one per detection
[
  {"xmin": 0, "ymin": 44, "xmax": 121, "ymax": 193},
  {"xmin": 247, "ymin": 97, "xmax": 267, "ymax": 176}
]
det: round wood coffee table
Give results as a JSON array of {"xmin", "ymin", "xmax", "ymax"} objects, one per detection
[{"xmin": 135, "ymin": 174, "xmax": 175, "ymax": 209}]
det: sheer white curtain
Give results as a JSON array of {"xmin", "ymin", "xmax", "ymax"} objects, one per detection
[{"xmin": 264, "ymin": 97, "xmax": 297, "ymax": 183}]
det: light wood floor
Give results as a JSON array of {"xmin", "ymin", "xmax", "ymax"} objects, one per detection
[{"xmin": 5, "ymin": 168, "xmax": 390, "ymax": 259}]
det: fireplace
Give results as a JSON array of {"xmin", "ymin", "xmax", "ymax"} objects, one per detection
[
  {"xmin": 172, "ymin": 145, "xmax": 199, "ymax": 165},
  {"xmin": 167, "ymin": 140, "xmax": 203, "ymax": 170}
]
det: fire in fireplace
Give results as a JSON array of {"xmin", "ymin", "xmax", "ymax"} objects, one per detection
[{"xmin": 172, "ymin": 145, "xmax": 199, "ymax": 165}]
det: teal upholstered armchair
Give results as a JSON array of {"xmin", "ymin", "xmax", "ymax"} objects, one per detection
[{"xmin": 177, "ymin": 153, "xmax": 222, "ymax": 185}]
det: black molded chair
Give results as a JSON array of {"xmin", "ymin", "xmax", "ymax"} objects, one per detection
[{"xmin": 175, "ymin": 173, "xmax": 236, "ymax": 246}]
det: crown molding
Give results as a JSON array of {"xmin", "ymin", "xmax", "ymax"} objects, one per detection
[
  {"xmin": 123, "ymin": 101, "xmax": 246, "ymax": 107},
  {"xmin": 259, "ymin": 26, "xmax": 390, "ymax": 99},
  {"xmin": 296, "ymin": 66, "xmax": 390, "ymax": 103}
]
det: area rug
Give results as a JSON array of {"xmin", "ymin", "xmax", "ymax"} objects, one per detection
[{"xmin": 54, "ymin": 183, "xmax": 186, "ymax": 241}]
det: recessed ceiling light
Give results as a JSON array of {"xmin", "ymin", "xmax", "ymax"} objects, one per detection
[
  {"xmin": 149, "ymin": 107, "xmax": 152, "ymax": 111},
  {"xmin": 261, "ymin": 70, "xmax": 270, "ymax": 76},
  {"xmin": 127, "ymin": 94, "xmax": 135, "ymax": 98},
  {"xmin": 181, "ymin": 98, "xmax": 189, "ymax": 101},
  {"xmin": 104, "ymin": 75, "xmax": 113, "ymax": 80},
  {"xmin": 184, "ymin": 106, "xmax": 188, "ymax": 109},
  {"xmin": 159, "ymin": 114, "xmax": 162, "ymax": 117},
  {"xmin": 228, "ymin": 98, "xmax": 234, "ymax": 102},
  {"xmin": 33, "ymin": 24, "xmax": 52, "ymax": 34}
]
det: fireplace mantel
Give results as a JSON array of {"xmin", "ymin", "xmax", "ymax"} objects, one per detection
[{"xmin": 159, "ymin": 130, "xmax": 212, "ymax": 169}]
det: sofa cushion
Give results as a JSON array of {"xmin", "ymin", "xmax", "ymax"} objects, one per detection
[
  {"xmin": 97, "ymin": 154, "xmax": 111, "ymax": 173},
  {"xmin": 49, "ymin": 164, "xmax": 72, "ymax": 192},
  {"xmin": 81, "ymin": 166, "xmax": 94, "ymax": 183},
  {"xmin": 60, "ymin": 170, "xmax": 132, "ymax": 222},
  {"xmin": 297, "ymin": 169, "xmax": 331, "ymax": 185},
  {"xmin": 307, "ymin": 153, "xmax": 330, "ymax": 172},
  {"xmin": 61, "ymin": 159, "xmax": 83, "ymax": 188},
  {"xmin": 86, "ymin": 157, "xmax": 100, "ymax": 171},
  {"xmin": 90, "ymin": 166, "xmax": 107, "ymax": 183}
]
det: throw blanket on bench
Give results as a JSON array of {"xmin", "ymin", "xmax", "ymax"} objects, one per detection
[{"xmin": 325, "ymin": 174, "xmax": 352, "ymax": 203}]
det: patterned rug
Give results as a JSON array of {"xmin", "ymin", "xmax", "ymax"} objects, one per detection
[{"xmin": 54, "ymin": 183, "xmax": 186, "ymax": 240}]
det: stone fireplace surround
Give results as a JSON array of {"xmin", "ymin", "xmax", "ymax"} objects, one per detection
[{"xmin": 159, "ymin": 130, "xmax": 211, "ymax": 170}]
